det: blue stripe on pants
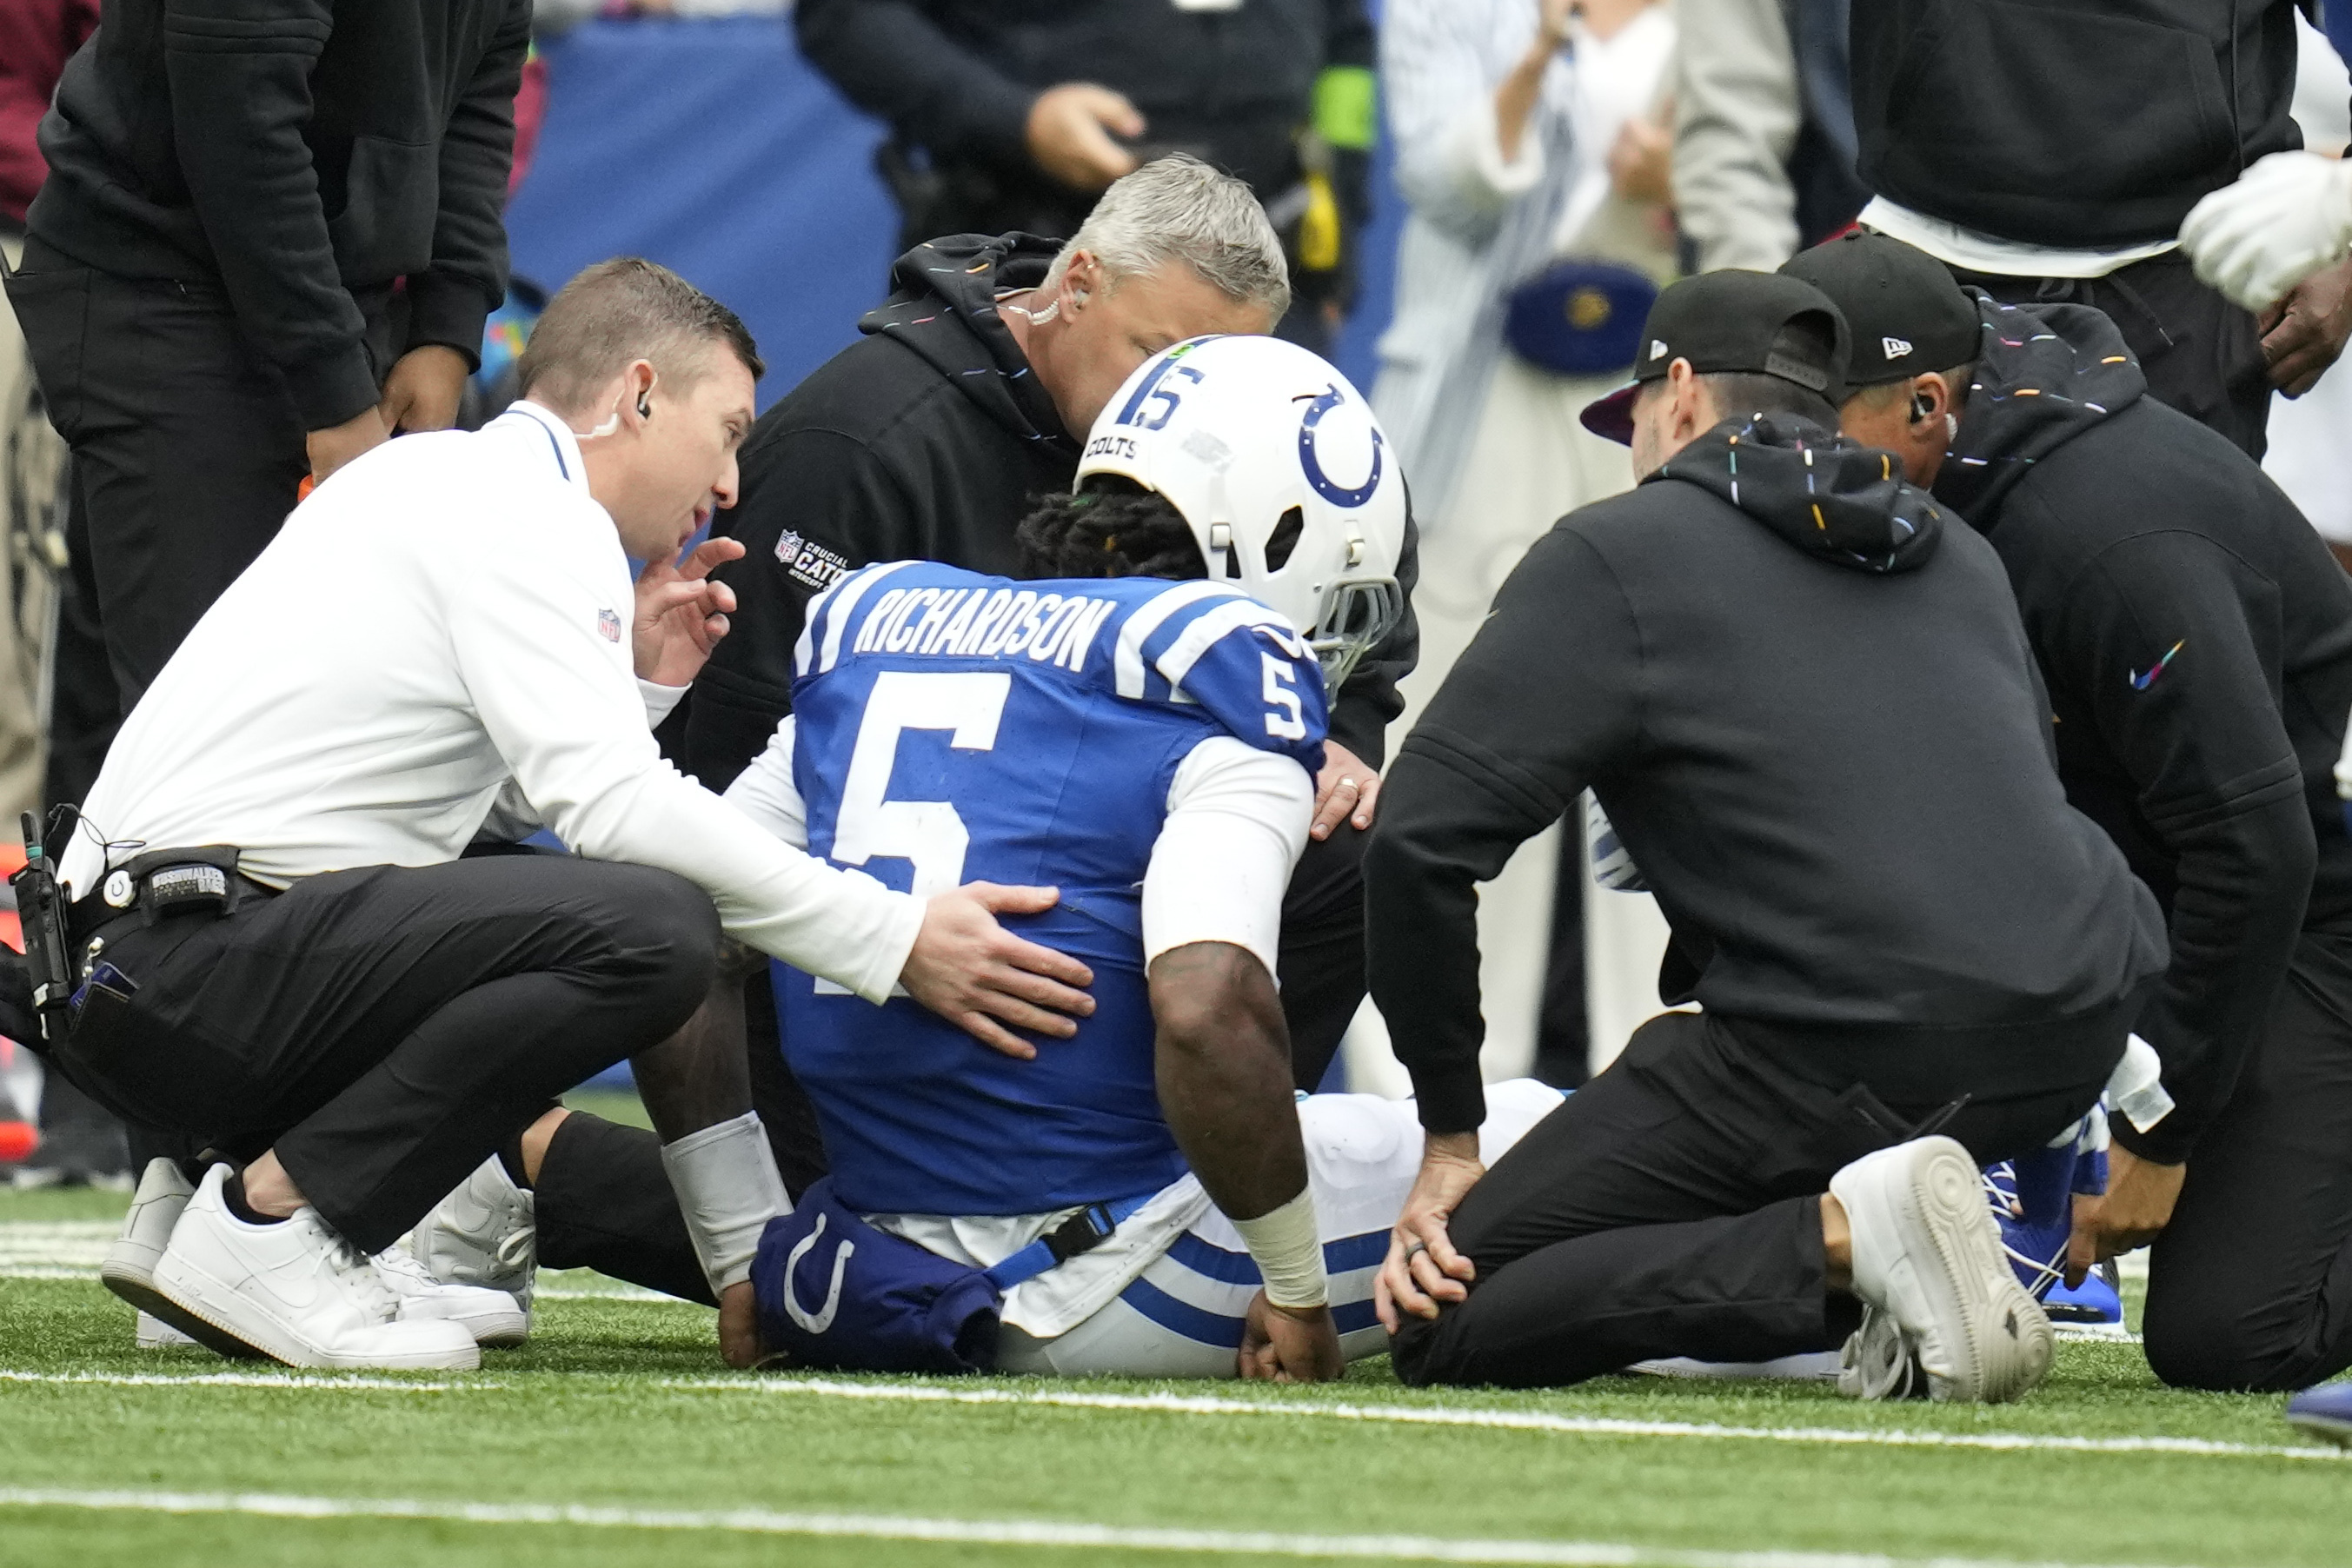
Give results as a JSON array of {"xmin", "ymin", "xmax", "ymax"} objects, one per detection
[{"xmin": 1122, "ymin": 1229, "xmax": 1393, "ymax": 1346}]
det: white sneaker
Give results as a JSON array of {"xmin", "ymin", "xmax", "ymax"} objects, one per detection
[
  {"xmin": 101, "ymin": 1157, "xmax": 194, "ymax": 1291},
  {"xmin": 102, "ymin": 1158, "xmax": 262, "ymax": 1360},
  {"xmin": 410, "ymin": 1155, "xmax": 537, "ymax": 1314},
  {"xmin": 148, "ymin": 1165, "xmax": 479, "ymax": 1371},
  {"xmin": 374, "ymin": 1241, "xmax": 528, "ymax": 1346},
  {"xmin": 1829, "ymin": 1136, "xmax": 2054, "ymax": 1404},
  {"xmin": 134, "ymin": 1312, "xmax": 198, "ymax": 1350},
  {"xmin": 1836, "ymin": 1304, "xmax": 1929, "ymax": 1401}
]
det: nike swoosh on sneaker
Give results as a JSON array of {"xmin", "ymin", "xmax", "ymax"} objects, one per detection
[{"xmin": 235, "ymin": 1227, "xmax": 335, "ymax": 1318}]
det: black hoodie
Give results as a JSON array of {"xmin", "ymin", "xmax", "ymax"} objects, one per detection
[
  {"xmin": 679, "ymin": 234, "xmax": 1421, "ymax": 790},
  {"xmin": 1850, "ymin": 0, "xmax": 2304, "ymax": 250},
  {"xmin": 1936, "ymin": 296, "xmax": 2352, "ymax": 1165},
  {"xmin": 1367, "ymin": 415, "xmax": 2166, "ymax": 1135}
]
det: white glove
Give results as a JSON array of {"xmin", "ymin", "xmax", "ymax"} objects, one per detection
[{"xmin": 2180, "ymin": 150, "xmax": 2352, "ymax": 312}]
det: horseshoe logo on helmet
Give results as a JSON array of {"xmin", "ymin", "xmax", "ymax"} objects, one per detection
[{"xmin": 1297, "ymin": 385, "xmax": 1384, "ymax": 508}]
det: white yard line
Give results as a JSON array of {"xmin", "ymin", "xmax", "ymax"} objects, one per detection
[
  {"xmin": 0, "ymin": 1485, "xmax": 2217, "ymax": 1568},
  {"xmin": 656, "ymin": 1377, "xmax": 2344, "ymax": 1465},
  {"xmin": 0, "ymin": 1220, "xmax": 113, "ymax": 1269},
  {"xmin": 1, "ymin": 1359, "xmax": 2325, "ymax": 1465},
  {"xmin": 0, "ymin": 1369, "xmax": 496, "ymax": 1393}
]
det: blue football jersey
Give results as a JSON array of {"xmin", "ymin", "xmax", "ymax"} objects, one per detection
[{"xmin": 774, "ymin": 561, "xmax": 1329, "ymax": 1216}]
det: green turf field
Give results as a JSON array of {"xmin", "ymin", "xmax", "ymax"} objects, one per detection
[{"xmin": 2, "ymin": 1093, "xmax": 2344, "ymax": 1568}]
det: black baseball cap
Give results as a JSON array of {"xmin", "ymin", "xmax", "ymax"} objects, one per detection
[
  {"xmin": 1579, "ymin": 270, "xmax": 1852, "ymax": 444},
  {"xmin": 1779, "ymin": 229, "xmax": 1981, "ymax": 389}
]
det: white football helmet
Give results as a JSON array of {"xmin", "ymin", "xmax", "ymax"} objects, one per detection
[{"xmin": 1077, "ymin": 335, "xmax": 1407, "ymax": 689}]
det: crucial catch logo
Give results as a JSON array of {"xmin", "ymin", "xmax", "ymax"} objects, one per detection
[{"xmin": 775, "ymin": 529, "xmax": 854, "ymax": 594}]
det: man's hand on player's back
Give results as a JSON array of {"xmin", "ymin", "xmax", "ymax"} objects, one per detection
[{"xmin": 900, "ymin": 881, "xmax": 1097, "ymax": 1059}]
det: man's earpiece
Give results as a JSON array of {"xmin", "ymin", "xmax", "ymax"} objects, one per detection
[
  {"xmin": 1910, "ymin": 391, "xmax": 1933, "ymax": 422},
  {"xmin": 637, "ymin": 395, "xmax": 653, "ymax": 419},
  {"xmin": 1002, "ymin": 297, "xmax": 1060, "ymax": 325},
  {"xmin": 1945, "ymin": 412, "xmax": 1959, "ymax": 440}
]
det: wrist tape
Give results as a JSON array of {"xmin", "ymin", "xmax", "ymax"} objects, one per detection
[
  {"xmin": 1230, "ymin": 1186, "xmax": 1328, "ymax": 1310},
  {"xmin": 2105, "ymin": 1033, "xmax": 2174, "ymax": 1135},
  {"xmin": 660, "ymin": 1112, "xmax": 789, "ymax": 1294}
]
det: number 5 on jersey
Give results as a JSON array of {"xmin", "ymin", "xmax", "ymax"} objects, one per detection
[
  {"xmin": 833, "ymin": 669, "xmax": 1013, "ymax": 896},
  {"xmin": 1262, "ymin": 652, "xmax": 1307, "ymax": 741}
]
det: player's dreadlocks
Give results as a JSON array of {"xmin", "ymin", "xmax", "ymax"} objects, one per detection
[{"xmin": 1015, "ymin": 475, "xmax": 1211, "ymax": 582}]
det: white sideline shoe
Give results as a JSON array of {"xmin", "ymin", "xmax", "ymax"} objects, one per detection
[
  {"xmin": 1836, "ymin": 1305, "xmax": 1928, "ymax": 1401},
  {"xmin": 374, "ymin": 1242, "xmax": 528, "ymax": 1346},
  {"xmin": 135, "ymin": 1312, "xmax": 197, "ymax": 1350},
  {"xmin": 1829, "ymin": 1136, "xmax": 2054, "ymax": 1404},
  {"xmin": 411, "ymin": 1155, "xmax": 537, "ymax": 1315},
  {"xmin": 148, "ymin": 1165, "xmax": 479, "ymax": 1371},
  {"xmin": 102, "ymin": 1158, "xmax": 260, "ymax": 1360}
]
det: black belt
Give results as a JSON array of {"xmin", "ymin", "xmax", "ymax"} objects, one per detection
[{"xmin": 66, "ymin": 845, "xmax": 275, "ymax": 950}]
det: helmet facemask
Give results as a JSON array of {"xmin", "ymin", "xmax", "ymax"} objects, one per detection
[{"xmin": 1310, "ymin": 572, "xmax": 1404, "ymax": 690}]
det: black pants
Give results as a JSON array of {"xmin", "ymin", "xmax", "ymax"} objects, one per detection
[
  {"xmin": 42, "ymin": 489, "xmax": 117, "ymax": 811},
  {"xmin": 4, "ymin": 244, "xmax": 330, "ymax": 714},
  {"xmin": 50, "ymin": 855, "xmax": 719, "ymax": 1253},
  {"xmin": 1280, "ymin": 821, "xmax": 1371, "ymax": 1092},
  {"xmin": 1951, "ymin": 251, "xmax": 2271, "ymax": 461},
  {"xmin": 2143, "ymin": 927, "xmax": 2352, "ymax": 1392},
  {"xmin": 1390, "ymin": 1010, "xmax": 2110, "ymax": 1389}
]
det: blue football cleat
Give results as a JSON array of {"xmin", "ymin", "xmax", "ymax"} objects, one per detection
[
  {"xmin": 2041, "ymin": 1259, "xmax": 2126, "ymax": 1335},
  {"xmin": 2287, "ymin": 1383, "xmax": 2352, "ymax": 1447},
  {"xmin": 1985, "ymin": 1139, "xmax": 2129, "ymax": 1339}
]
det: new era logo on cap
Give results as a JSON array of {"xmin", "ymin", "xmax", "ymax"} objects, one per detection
[
  {"xmin": 1780, "ymin": 231, "xmax": 1982, "ymax": 388},
  {"xmin": 1579, "ymin": 270, "xmax": 1850, "ymax": 447}
]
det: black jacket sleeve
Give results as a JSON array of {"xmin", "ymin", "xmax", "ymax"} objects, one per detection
[
  {"xmin": 403, "ymin": 0, "xmax": 526, "ymax": 365},
  {"xmin": 682, "ymin": 428, "xmax": 923, "ymax": 791},
  {"xmin": 163, "ymin": 0, "xmax": 376, "ymax": 429},
  {"xmin": 2050, "ymin": 528, "xmax": 2317, "ymax": 1164},
  {"xmin": 1365, "ymin": 528, "xmax": 1640, "ymax": 1133},
  {"xmin": 794, "ymin": 0, "xmax": 1035, "ymax": 163},
  {"xmin": 1325, "ymin": 502, "xmax": 1419, "ymax": 768}
]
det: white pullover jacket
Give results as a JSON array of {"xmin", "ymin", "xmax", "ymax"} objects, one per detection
[{"xmin": 61, "ymin": 402, "xmax": 922, "ymax": 1002}]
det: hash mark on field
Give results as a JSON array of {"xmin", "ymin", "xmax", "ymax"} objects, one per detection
[
  {"xmin": 657, "ymin": 1377, "xmax": 2346, "ymax": 1465},
  {"xmin": 0, "ymin": 1485, "xmax": 2218, "ymax": 1566}
]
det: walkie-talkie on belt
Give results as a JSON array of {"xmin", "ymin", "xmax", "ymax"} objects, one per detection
[{"xmin": 13, "ymin": 812, "xmax": 76, "ymax": 1041}]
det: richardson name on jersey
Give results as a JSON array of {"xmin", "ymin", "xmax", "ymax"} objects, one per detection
[
  {"xmin": 775, "ymin": 528, "xmax": 855, "ymax": 593},
  {"xmin": 852, "ymin": 585, "xmax": 1122, "ymax": 673}
]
